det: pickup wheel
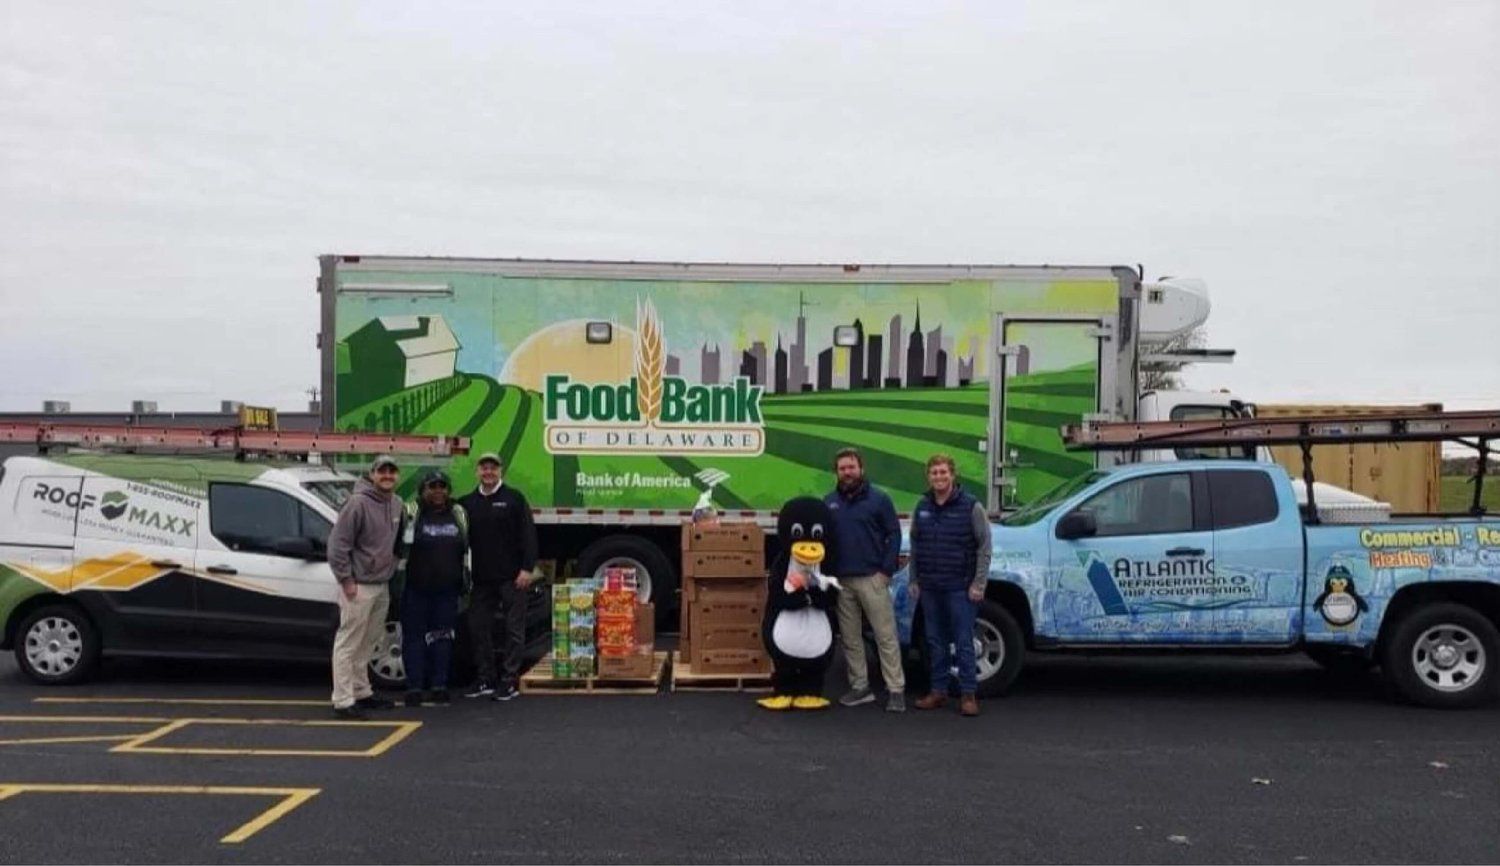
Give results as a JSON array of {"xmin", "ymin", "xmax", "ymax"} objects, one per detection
[
  {"xmin": 974, "ymin": 599, "xmax": 1024, "ymax": 699},
  {"xmin": 1381, "ymin": 603, "xmax": 1500, "ymax": 709},
  {"xmin": 14, "ymin": 603, "xmax": 101, "ymax": 685}
]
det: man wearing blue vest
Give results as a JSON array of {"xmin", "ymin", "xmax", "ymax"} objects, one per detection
[
  {"xmin": 910, "ymin": 453, "xmax": 991, "ymax": 717},
  {"xmin": 825, "ymin": 448, "xmax": 906, "ymax": 713}
]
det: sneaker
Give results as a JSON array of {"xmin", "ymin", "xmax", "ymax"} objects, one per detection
[
  {"xmin": 403, "ymin": 690, "xmax": 423, "ymax": 708},
  {"xmin": 426, "ymin": 688, "xmax": 451, "ymax": 706},
  {"xmin": 332, "ymin": 705, "xmax": 367, "ymax": 720},
  {"xmin": 838, "ymin": 687, "xmax": 875, "ymax": 707},
  {"xmin": 492, "ymin": 683, "xmax": 520, "ymax": 702},
  {"xmin": 465, "ymin": 680, "xmax": 496, "ymax": 698},
  {"xmin": 354, "ymin": 695, "xmax": 395, "ymax": 711},
  {"xmin": 886, "ymin": 692, "xmax": 907, "ymax": 713}
]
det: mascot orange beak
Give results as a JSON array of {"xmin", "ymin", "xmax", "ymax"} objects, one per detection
[{"xmin": 791, "ymin": 540, "xmax": 825, "ymax": 566}]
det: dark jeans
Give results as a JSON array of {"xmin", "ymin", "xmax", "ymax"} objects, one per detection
[
  {"xmin": 469, "ymin": 579, "xmax": 526, "ymax": 686},
  {"xmin": 921, "ymin": 587, "xmax": 979, "ymax": 694},
  {"xmin": 401, "ymin": 586, "xmax": 459, "ymax": 691}
]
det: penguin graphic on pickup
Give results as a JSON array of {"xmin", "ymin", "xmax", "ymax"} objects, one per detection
[
  {"xmin": 1313, "ymin": 564, "xmax": 1369, "ymax": 627},
  {"xmin": 756, "ymin": 496, "xmax": 841, "ymax": 711}
]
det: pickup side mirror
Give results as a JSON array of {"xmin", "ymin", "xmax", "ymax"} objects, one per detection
[
  {"xmin": 271, "ymin": 536, "xmax": 323, "ymax": 561},
  {"xmin": 1055, "ymin": 511, "xmax": 1098, "ymax": 540}
]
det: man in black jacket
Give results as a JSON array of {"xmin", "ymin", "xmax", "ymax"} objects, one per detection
[{"xmin": 458, "ymin": 452, "xmax": 538, "ymax": 701}]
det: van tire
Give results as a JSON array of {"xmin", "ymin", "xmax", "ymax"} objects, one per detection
[
  {"xmin": 1381, "ymin": 603, "xmax": 1499, "ymax": 709},
  {"xmin": 576, "ymin": 535, "xmax": 677, "ymax": 629},
  {"xmin": 14, "ymin": 604, "xmax": 100, "ymax": 685}
]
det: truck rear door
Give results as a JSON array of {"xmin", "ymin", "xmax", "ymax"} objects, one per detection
[
  {"xmin": 991, "ymin": 315, "xmax": 1118, "ymax": 510},
  {"xmin": 1204, "ymin": 467, "xmax": 1304, "ymax": 643}
]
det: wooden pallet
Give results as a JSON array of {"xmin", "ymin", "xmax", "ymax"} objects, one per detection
[
  {"xmin": 669, "ymin": 651, "xmax": 773, "ymax": 693},
  {"xmin": 520, "ymin": 651, "xmax": 669, "ymax": 695}
]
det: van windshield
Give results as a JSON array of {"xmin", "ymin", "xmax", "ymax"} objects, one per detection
[
  {"xmin": 303, "ymin": 480, "xmax": 355, "ymax": 510},
  {"xmin": 1001, "ymin": 470, "xmax": 1109, "ymax": 526}
]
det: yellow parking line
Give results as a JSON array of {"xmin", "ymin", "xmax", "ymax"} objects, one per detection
[
  {"xmin": 34, "ymin": 697, "xmax": 329, "ymax": 708},
  {"xmin": 0, "ymin": 714, "xmax": 170, "ymax": 724},
  {"xmin": 109, "ymin": 717, "xmax": 423, "ymax": 758},
  {"xmin": 0, "ymin": 734, "xmax": 138, "ymax": 746},
  {"xmin": 0, "ymin": 784, "xmax": 321, "ymax": 844}
]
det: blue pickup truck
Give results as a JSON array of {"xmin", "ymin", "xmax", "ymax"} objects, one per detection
[{"xmin": 890, "ymin": 460, "xmax": 1500, "ymax": 708}]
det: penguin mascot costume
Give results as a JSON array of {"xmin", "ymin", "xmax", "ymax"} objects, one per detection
[{"xmin": 757, "ymin": 496, "xmax": 842, "ymax": 711}]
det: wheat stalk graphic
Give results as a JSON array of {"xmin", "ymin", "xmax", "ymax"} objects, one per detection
[{"xmin": 635, "ymin": 297, "xmax": 665, "ymax": 424}]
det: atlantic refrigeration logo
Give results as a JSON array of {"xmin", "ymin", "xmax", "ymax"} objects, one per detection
[{"xmin": 542, "ymin": 299, "xmax": 765, "ymax": 456}]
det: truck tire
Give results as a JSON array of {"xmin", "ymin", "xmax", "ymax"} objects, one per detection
[
  {"xmin": 1304, "ymin": 643, "xmax": 1375, "ymax": 674},
  {"xmin": 576, "ymin": 534, "xmax": 678, "ymax": 629},
  {"xmin": 14, "ymin": 603, "xmax": 101, "ymax": 685},
  {"xmin": 1381, "ymin": 603, "xmax": 1500, "ymax": 709},
  {"xmin": 974, "ymin": 599, "xmax": 1025, "ymax": 699}
]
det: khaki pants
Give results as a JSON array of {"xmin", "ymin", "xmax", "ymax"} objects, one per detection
[
  {"xmin": 836, "ymin": 573, "xmax": 905, "ymax": 693},
  {"xmin": 331, "ymin": 582, "xmax": 391, "ymax": 709}
]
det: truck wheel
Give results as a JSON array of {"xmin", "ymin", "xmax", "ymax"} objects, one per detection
[
  {"xmin": 15, "ymin": 604, "xmax": 101, "ymax": 685},
  {"xmin": 974, "ymin": 599, "xmax": 1025, "ymax": 699},
  {"xmin": 1381, "ymin": 603, "xmax": 1499, "ymax": 709},
  {"xmin": 576, "ymin": 534, "xmax": 677, "ymax": 629},
  {"xmin": 1304, "ymin": 643, "xmax": 1375, "ymax": 674}
]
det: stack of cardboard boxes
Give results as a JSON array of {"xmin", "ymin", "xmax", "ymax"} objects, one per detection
[
  {"xmin": 596, "ymin": 567, "xmax": 656, "ymax": 679},
  {"xmin": 679, "ymin": 523, "xmax": 771, "ymax": 675},
  {"xmin": 551, "ymin": 582, "xmax": 596, "ymax": 679}
]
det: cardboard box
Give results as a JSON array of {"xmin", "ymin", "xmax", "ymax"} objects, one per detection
[
  {"xmin": 691, "ymin": 648, "xmax": 772, "ymax": 675},
  {"xmin": 682, "ymin": 550, "xmax": 765, "ymax": 578},
  {"xmin": 685, "ymin": 577, "xmax": 765, "ymax": 605},
  {"xmin": 597, "ymin": 650, "xmax": 655, "ymax": 680},
  {"xmin": 597, "ymin": 617, "xmax": 635, "ymax": 655},
  {"xmin": 597, "ymin": 588, "xmax": 636, "ymax": 618},
  {"xmin": 682, "ymin": 523, "xmax": 765, "ymax": 552},
  {"xmin": 691, "ymin": 622, "xmax": 762, "ymax": 653},
  {"xmin": 635, "ymin": 603, "xmax": 655, "ymax": 648}
]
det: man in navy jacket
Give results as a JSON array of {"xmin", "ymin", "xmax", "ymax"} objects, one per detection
[{"xmin": 824, "ymin": 448, "xmax": 906, "ymax": 712}]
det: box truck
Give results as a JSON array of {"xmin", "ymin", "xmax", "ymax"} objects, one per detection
[{"xmin": 318, "ymin": 256, "xmax": 1240, "ymax": 616}]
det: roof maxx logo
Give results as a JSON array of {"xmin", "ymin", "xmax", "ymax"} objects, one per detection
[{"xmin": 99, "ymin": 491, "xmax": 129, "ymax": 521}]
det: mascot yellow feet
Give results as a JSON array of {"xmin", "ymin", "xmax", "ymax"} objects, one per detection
[
  {"xmin": 757, "ymin": 695, "xmax": 794, "ymax": 711},
  {"xmin": 792, "ymin": 696, "xmax": 831, "ymax": 710}
]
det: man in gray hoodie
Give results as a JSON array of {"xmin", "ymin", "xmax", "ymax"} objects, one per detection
[{"xmin": 327, "ymin": 454, "xmax": 405, "ymax": 719}]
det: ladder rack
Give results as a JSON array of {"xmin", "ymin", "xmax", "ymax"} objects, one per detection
[
  {"xmin": 0, "ymin": 421, "xmax": 470, "ymax": 459},
  {"xmin": 1060, "ymin": 409, "xmax": 1499, "ymax": 519}
]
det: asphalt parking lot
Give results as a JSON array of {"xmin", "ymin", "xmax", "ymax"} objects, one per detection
[{"xmin": 0, "ymin": 649, "xmax": 1496, "ymax": 865}]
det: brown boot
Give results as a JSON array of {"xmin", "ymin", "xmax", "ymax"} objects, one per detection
[
  {"xmin": 914, "ymin": 691, "xmax": 947, "ymax": 710},
  {"xmin": 959, "ymin": 694, "xmax": 979, "ymax": 717}
]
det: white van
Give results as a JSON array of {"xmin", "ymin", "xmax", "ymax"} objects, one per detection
[{"xmin": 0, "ymin": 453, "xmax": 417, "ymax": 685}]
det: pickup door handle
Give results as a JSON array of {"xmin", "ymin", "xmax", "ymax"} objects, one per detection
[
  {"xmin": 206, "ymin": 565, "xmax": 239, "ymax": 575},
  {"xmin": 149, "ymin": 560, "xmax": 182, "ymax": 569},
  {"xmin": 1165, "ymin": 547, "xmax": 1205, "ymax": 557}
]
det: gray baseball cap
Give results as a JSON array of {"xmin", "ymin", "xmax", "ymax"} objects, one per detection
[
  {"xmin": 476, "ymin": 452, "xmax": 503, "ymax": 467},
  {"xmin": 370, "ymin": 454, "xmax": 399, "ymax": 472}
]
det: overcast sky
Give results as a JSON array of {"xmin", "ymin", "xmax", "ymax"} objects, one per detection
[{"xmin": 2, "ymin": 1, "xmax": 1496, "ymax": 414}]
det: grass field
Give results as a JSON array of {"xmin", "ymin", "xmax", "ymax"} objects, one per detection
[
  {"xmin": 334, "ymin": 376, "xmax": 1103, "ymax": 511},
  {"xmin": 1440, "ymin": 476, "xmax": 1500, "ymax": 512}
]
